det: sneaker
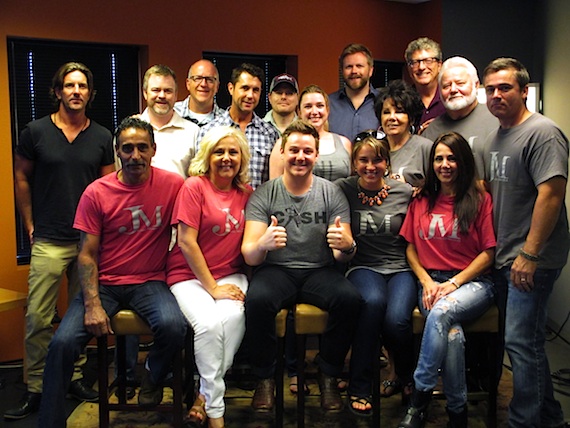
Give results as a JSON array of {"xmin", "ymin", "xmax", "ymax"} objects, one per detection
[
  {"xmin": 138, "ymin": 370, "xmax": 163, "ymax": 408},
  {"xmin": 67, "ymin": 379, "xmax": 98, "ymax": 402},
  {"xmin": 3, "ymin": 391, "xmax": 42, "ymax": 420}
]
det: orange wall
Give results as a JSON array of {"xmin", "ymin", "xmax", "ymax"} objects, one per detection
[{"xmin": 0, "ymin": 0, "xmax": 441, "ymax": 362}]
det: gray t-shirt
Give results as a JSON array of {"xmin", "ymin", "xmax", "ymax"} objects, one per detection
[
  {"xmin": 245, "ymin": 175, "xmax": 351, "ymax": 269},
  {"xmin": 336, "ymin": 175, "xmax": 413, "ymax": 274},
  {"xmin": 483, "ymin": 113, "xmax": 570, "ymax": 269},
  {"xmin": 313, "ymin": 133, "xmax": 351, "ymax": 181},
  {"xmin": 423, "ymin": 103, "xmax": 499, "ymax": 179},
  {"xmin": 390, "ymin": 134, "xmax": 433, "ymax": 187}
]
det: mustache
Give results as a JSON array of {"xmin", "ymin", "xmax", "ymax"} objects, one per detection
[{"xmin": 124, "ymin": 161, "xmax": 146, "ymax": 167}]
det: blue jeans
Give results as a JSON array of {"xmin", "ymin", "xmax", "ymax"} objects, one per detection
[
  {"xmin": 347, "ymin": 268, "xmax": 417, "ymax": 398},
  {"xmin": 245, "ymin": 265, "xmax": 361, "ymax": 379},
  {"xmin": 414, "ymin": 271, "xmax": 495, "ymax": 413},
  {"xmin": 38, "ymin": 281, "xmax": 187, "ymax": 428},
  {"xmin": 497, "ymin": 267, "xmax": 565, "ymax": 428}
]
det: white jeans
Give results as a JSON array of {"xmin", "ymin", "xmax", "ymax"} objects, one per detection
[{"xmin": 171, "ymin": 273, "xmax": 248, "ymax": 418}]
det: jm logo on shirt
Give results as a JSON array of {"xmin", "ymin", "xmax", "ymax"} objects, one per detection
[
  {"xmin": 119, "ymin": 205, "xmax": 163, "ymax": 235},
  {"xmin": 419, "ymin": 214, "xmax": 460, "ymax": 241}
]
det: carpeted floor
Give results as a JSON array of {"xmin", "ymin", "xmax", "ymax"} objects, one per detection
[{"xmin": 67, "ymin": 364, "xmax": 511, "ymax": 427}]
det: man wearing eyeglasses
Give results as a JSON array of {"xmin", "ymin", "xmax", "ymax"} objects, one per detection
[
  {"xmin": 404, "ymin": 37, "xmax": 445, "ymax": 134},
  {"xmin": 174, "ymin": 59, "xmax": 224, "ymax": 127},
  {"xmin": 137, "ymin": 64, "xmax": 199, "ymax": 179}
]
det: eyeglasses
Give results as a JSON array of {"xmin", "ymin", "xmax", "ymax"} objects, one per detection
[
  {"xmin": 354, "ymin": 130, "xmax": 386, "ymax": 143},
  {"xmin": 407, "ymin": 57, "xmax": 441, "ymax": 69},
  {"xmin": 189, "ymin": 75, "xmax": 217, "ymax": 85}
]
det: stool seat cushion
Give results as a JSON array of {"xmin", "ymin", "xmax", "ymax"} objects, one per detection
[
  {"xmin": 110, "ymin": 309, "xmax": 152, "ymax": 335},
  {"xmin": 412, "ymin": 304, "xmax": 499, "ymax": 334},
  {"xmin": 294, "ymin": 304, "xmax": 328, "ymax": 335}
]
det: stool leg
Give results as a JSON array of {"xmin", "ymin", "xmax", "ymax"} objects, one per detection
[
  {"xmin": 172, "ymin": 349, "xmax": 183, "ymax": 428},
  {"xmin": 296, "ymin": 334, "xmax": 306, "ymax": 428},
  {"xmin": 372, "ymin": 339, "xmax": 381, "ymax": 427},
  {"xmin": 116, "ymin": 335, "xmax": 127, "ymax": 404},
  {"xmin": 488, "ymin": 332, "xmax": 498, "ymax": 428},
  {"xmin": 98, "ymin": 335, "xmax": 110, "ymax": 428},
  {"xmin": 275, "ymin": 334, "xmax": 285, "ymax": 428},
  {"xmin": 183, "ymin": 328, "xmax": 195, "ymax": 408}
]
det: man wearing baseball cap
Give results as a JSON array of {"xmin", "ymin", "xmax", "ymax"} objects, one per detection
[{"xmin": 263, "ymin": 73, "xmax": 299, "ymax": 134}]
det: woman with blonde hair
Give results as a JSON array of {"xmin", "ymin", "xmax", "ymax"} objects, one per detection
[{"xmin": 166, "ymin": 126, "xmax": 252, "ymax": 428}]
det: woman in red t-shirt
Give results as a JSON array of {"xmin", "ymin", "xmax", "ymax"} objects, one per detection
[
  {"xmin": 167, "ymin": 126, "xmax": 252, "ymax": 428},
  {"xmin": 398, "ymin": 132, "xmax": 496, "ymax": 428}
]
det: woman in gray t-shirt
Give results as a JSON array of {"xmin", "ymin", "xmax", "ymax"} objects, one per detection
[{"xmin": 336, "ymin": 134, "xmax": 415, "ymax": 416}]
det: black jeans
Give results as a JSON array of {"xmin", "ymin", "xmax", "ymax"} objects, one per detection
[{"xmin": 244, "ymin": 265, "xmax": 361, "ymax": 379}]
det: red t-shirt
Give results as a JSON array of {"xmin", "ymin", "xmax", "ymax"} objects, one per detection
[
  {"xmin": 166, "ymin": 176, "xmax": 252, "ymax": 286},
  {"xmin": 74, "ymin": 168, "xmax": 184, "ymax": 285},
  {"xmin": 400, "ymin": 192, "xmax": 496, "ymax": 271}
]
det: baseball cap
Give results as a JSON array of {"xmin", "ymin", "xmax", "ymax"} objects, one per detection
[{"xmin": 269, "ymin": 73, "xmax": 299, "ymax": 93}]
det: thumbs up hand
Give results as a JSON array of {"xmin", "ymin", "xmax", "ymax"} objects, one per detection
[
  {"xmin": 259, "ymin": 215, "xmax": 287, "ymax": 252},
  {"xmin": 327, "ymin": 216, "xmax": 351, "ymax": 252}
]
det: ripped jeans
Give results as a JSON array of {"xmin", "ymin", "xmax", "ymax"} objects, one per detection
[{"xmin": 413, "ymin": 271, "xmax": 495, "ymax": 412}]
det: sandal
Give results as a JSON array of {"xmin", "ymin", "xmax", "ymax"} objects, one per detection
[
  {"xmin": 348, "ymin": 395, "xmax": 373, "ymax": 417},
  {"xmin": 184, "ymin": 397, "xmax": 207, "ymax": 427},
  {"xmin": 380, "ymin": 378, "xmax": 402, "ymax": 397}
]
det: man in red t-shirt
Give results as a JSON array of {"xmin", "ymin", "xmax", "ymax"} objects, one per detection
[{"xmin": 38, "ymin": 117, "xmax": 186, "ymax": 427}]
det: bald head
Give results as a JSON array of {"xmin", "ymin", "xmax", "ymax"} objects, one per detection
[{"xmin": 186, "ymin": 59, "xmax": 220, "ymax": 113}]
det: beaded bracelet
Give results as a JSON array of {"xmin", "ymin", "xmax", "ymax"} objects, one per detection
[{"xmin": 519, "ymin": 248, "xmax": 540, "ymax": 262}]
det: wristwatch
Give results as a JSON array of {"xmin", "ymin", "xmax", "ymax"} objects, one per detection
[{"xmin": 341, "ymin": 240, "xmax": 357, "ymax": 255}]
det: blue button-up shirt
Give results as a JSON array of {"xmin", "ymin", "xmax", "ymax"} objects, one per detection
[{"xmin": 328, "ymin": 86, "xmax": 380, "ymax": 142}]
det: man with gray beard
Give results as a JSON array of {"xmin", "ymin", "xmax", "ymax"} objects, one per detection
[{"xmin": 423, "ymin": 56, "xmax": 498, "ymax": 178}]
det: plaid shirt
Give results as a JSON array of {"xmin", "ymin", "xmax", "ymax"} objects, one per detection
[
  {"xmin": 173, "ymin": 97, "xmax": 225, "ymax": 127},
  {"xmin": 198, "ymin": 109, "xmax": 279, "ymax": 189}
]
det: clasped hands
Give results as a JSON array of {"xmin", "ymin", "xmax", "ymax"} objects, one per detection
[{"xmin": 422, "ymin": 279, "xmax": 457, "ymax": 310}]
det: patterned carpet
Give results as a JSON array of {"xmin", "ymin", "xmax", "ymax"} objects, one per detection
[{"xmin": 67, "ymin": 367, "xmax": 511, "ymax": 427}]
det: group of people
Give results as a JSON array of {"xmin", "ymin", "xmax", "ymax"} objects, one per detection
[{"xmin": 5, "ymin": 36, "xmax": 569, "ymax": 428}]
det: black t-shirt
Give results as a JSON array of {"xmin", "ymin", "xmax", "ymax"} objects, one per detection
[{"xmin": 17, "ymin": 115, "xmax": 114, "ymax": 241}]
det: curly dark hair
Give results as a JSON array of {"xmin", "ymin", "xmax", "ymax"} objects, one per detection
[{"xmin": 374, "ymin": 80, "xmax": 424, "ymax": 130}]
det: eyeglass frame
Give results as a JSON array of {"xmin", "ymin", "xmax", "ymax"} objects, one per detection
[
  {"xmin": 188, "ymin": 75, "xmax": 218, "ymax": 85},
  {"xmin": 406, "ymin": 57, "xmax": 441, "ymax": 69},
  {"xmin": 354, "ymin": 129, "xmax": 386, "ymax": 143}
]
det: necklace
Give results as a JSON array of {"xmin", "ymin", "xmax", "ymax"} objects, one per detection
[
  {"xmin": 285, "ymin": 182, "xmax": 312, "ymax": 227},
  {"xmin": 357, "ymin": 179, "xmax": 390, "ymax": 206}
]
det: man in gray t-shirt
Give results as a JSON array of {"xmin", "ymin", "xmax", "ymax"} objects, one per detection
[
  {"xmin": 242, "ymin": 120, "xmax": 361, "ymax": 414},
  {"xmin": 423, "ymin": 56, "xmax": 499, "ymax": 179},
  {"xmin": 483, "ymin": 57, "xmax": 569, "ymax": 428}
]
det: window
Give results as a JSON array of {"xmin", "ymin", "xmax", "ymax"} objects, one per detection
[
  {"xmin": 8, "ymin": 37, "xmax": 141, "ymax": 264},
  {"xmin": 203, "ymin": 52, "xmax": 297, "ymax": 117}
]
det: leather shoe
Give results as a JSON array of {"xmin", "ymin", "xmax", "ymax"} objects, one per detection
[
  {"xmin": 318, "ymin": 371, "xmax": 343, "ymax": 412},
  {"xmin": 138, "ymin": 370, "xmax": 163, "ymax": 408},
  {"xmin": 3, "ymin": 391, "xmax": 41, "ymax": 420},
  {"xmin": 251, "ymin": 378, "xmax": 275, "ymax": 412},
  {"xmin": 67, "ymin": 379, "xmax": 98, "ymax": 402}
]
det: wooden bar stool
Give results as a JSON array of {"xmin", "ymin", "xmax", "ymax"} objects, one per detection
[
  {"xmin": 412, "ymin": 304, "xmax": 499, "ymax": 428},
  {"xmin": 97, "ymin": 309, "xmax": 188, "ymax": 428}
]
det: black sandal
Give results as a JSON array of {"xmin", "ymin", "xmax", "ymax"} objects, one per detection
[
  {"xmin": 348, "ymin": 395, "xmax": 373, "ymax": 417},
  {"xmin": 380, "ymin": 378, "xmax": 402, "ymax": 397}
]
